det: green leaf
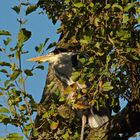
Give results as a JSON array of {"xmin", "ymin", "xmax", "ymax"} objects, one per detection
[
  {"xmin": 17, "ymin": 28, "xmax": 31, "ymax": 43},
  {"xmin": 50, "ymin": 121, "xmax": 59, "ymax": 130},
  {"xmin": 104, "ymin": 4, "xmax": 111, "ymax": 9},
  {"xmin": 0, "ymin": 114, "xmax": 9, "ymax": 123},
  {"xmin": 35, "ymin": 44, "xmax": 44, "ymax": 53},
  {"xmin": 0, "ymin": 30, "xmax": 11, "ymax": 36},
  {"xmin": 24, "ymin": 123, "xmax": 32, "ymax": 130},
  {"xmin": 106, "ymin": 55, "xmax": 111, "ymax": 63},
  {"xmin": 59, "ymin": 96, "xmax": 65, "ymax": 102},
  {"xmin": 0, "ymin": 62, "xmax": 11, "ymax": 67},
  {"xmin": 3, "ymin": 37, "xmax": 11, "ymax": 46},
  {"xmin": 102, "ymin": 82, "xmax": 113, "ymax": 91},
  {"xmin": 10, "ymin": 70, "xmax": 20, "ymax": 81},
  {"xmin": 0, "ymin": 92, "xmax": 4, "ymax": 96},
  {"xmin": 46, "ymin": 42, "xmax": 56, "ymax": 50},
  {"xmin": 26, "ymin": 5, "xmax": 37, "ymax": 15},
  {"xmin": 124, "ymin": 3, "xmax": 134, "ymax": 12},
  {"xmin": 0, "ymin": 107, "xmax": 9, "ymax": 113},
  {"xmin": 24, "ymin": 69, "xmax": 33, "ymax": 76},
  {"xmin": 12, "ymin": 5, "xmax": 20, "ymax": 14},
  {"xmin": 112, "ymin": 4, "xmax": 123, "ymax": 11},
  {"xmin": 35, "ymin": 65, "xmax": 44, "ymax": 70},
  {"xmin": 78, "ymin": 57, "xmax": 86, "ymax": 64},
  {"xmin": 74, "ymin": 2, "xmax": 84, "ymax": 8},
  {"xmin": 15, "ymin": 51, "xmax": 20, "ymax": 60},
  {"xmin": 93, "ymin": 17, "xmax": 100, "ymax": 27},
  {"xmin": 18, "ymin": 105, "xmax": 26, "ymax": 111},
  {"xmin": 71, "ymin": 72, "xmax": 80, "ymax": 81},
  {"xmin": 32, "ymin": 129, "xmax": 38, "ymax": 137},
  {"xmin": 122, "ymin": 14, "xmax": 129, "ymax": 23},
  {"xmin": 130, "ymin": 55, "xmax": 140, "ymax": 60},
  {"xmin": 80, "ymin": 39, "xmax": 89, "ymax": 45},
  {"xmin": 62, "ymin": 131, "xmax": 69, "ymax": 139},
  {"xmin": 6, "ymin": 133, "xmax": 23, "ymax": 140},
  {"xmin": 18, "ymin": 76, "xmax": 24, "ymax": 84},
  {"xmin": 137, "ymin": 16, "xmax": 140, "ymax": 23},
  {"xmin": 0, "ymin": 69, "xmax": 8, "ymax": 73},
  {"xmin": 4, "ymin": 80, "xmax": 10, "ymax": 87}
]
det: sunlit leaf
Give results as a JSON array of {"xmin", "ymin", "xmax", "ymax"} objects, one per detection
[
  {"xmin": 122, "ymin": 14, "xmax": 129, "ymax": 23},
  {"xmin": 0, "ymin": 92, "xmax": 4, "ymax": 96},
  {"xmin": 0, "ymin": 30, "xmax": 11, "ymax": 36},
  {"xmin": 124, "ymin": 3, "xmax": 134, "ymax": 12},
  {"xmin": 82, "ymin": 88, "xmax": 87, "ymax": 94},
  {"xmin": 19, "ymin": 105, "xmax": 26, "ymax": 111},
  {"xmin": 6, "ymin": 133, "xmax": 23, "ymax": 140},
  {"xmin": 112, "ymin": 3, "xmax": 123, "ymax": 11},
  {"xmin": 102, "ymin": 82, "xmax": 113, "ymax": 91},
  {"xmin": 0, "ymin": 114, "xmax": 9, "ymax": 123},
  {"xmin": 17, "ymin": 28, "xmax": 31, "ymax": 43},
  {"xmin": 73, "ymin": 103, "xmax": 88, "ymax": 109},
  {"xmin": 10, "ymin": 70, "xmax": 20, "ymax": 81},
  {"xmin": 50, "ymin": 121, "xmax": 59, "ymax": 130},
  {"xmin": 93, "ymin": 17, "xmax": 100, "ymax": 27},
  {"xmin": 26, "ymin": 5, "xmax": 37, "ymax": 15},
  {"xmin": 0, "ymin": 107, "xmax": 9, "ymax": 113},
  {"xmin": 62, "ymin": 131, "xmax": 69, "ymax": 139},
  {"xmin": 104, "ymin": 4, "xmax": 111, "ymax": 9},
  {"xmin": 71, "ymin": 72, "xmax": 80, "ymax": 81},
  {"xmin": 18, "ymin": 76, "xmax": 24, "ymax": 84},
  {"xmin": 15, "ymin": 51, "xmax": 20, "ymax": 60},
  {"xmin": 24, "ymin": 123, "xmax": 32, "ymax": 131},
  {"xmin": 74, "ymin": 2, "xmax": 84, "ymax": 8}
]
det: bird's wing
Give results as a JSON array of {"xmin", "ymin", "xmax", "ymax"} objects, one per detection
[{"xmin": 27, "ymin": 55, "xmax": 49, "ymax": 62}]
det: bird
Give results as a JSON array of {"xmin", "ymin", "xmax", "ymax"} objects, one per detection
[{"xmin": 28, "ymin": 48, "xmax": 111, "ymax": 140}]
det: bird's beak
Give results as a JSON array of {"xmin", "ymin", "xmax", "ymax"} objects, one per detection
[{"xmin": 27, "ymin": 53, "xmax": 54, "ymax": 62}]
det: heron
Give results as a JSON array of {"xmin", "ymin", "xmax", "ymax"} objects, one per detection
[{"xmin": 28, "ymin": 48, "xmax": 111, "ymax": 140}]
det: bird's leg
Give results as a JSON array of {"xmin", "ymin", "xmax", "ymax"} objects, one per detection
[{"xmin": 80, "ymin": 113, "xmax": 87, "ymax": 140}]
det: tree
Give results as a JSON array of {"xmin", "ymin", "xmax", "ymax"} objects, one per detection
[{"xmin": 0, "ymin": 0, "xmax": 140, "ymax": 140}]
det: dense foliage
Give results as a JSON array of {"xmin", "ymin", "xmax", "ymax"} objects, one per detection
[{"xmin": 0, "ymin": 0, "xmax": 140, "ymax": 139}]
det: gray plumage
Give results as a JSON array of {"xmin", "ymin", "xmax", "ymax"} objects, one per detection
[{"xmin": 28, "ymin": 48, "xmax": 111, "ymax": 139}]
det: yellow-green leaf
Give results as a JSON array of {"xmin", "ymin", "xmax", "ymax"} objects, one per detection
[
  {"xmin": 0, "ymin": 107, "xmax": 9, "ymax": 113},
  {"xmin": 0, "ymin": 30, "xmax": 11, "ymax": 36},
  {"xmin": 71, "ymin": 72, "xmax": 80, "ymax": 81},
  {"xmin": 74, "ymin": 2, "xmax": 84, "ymax": 8},
  {"xmin": 102, "ymin": 82, "xmax": 113, "ymax": 91},
  {"xmin": 17, "ymin": 28, "xmax": 31, "ymax": 43},
  {"xmin": 50, "ymin": 121, "xmax": 59, "ymax": 130},
  {"xmin": 26, "ymin": 5, "xmax": 37, "ymax": 15}
]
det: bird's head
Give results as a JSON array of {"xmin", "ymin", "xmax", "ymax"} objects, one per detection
[{"xmin": 27, "ymin": 48, "xmax": 77, "ymax": 65}]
